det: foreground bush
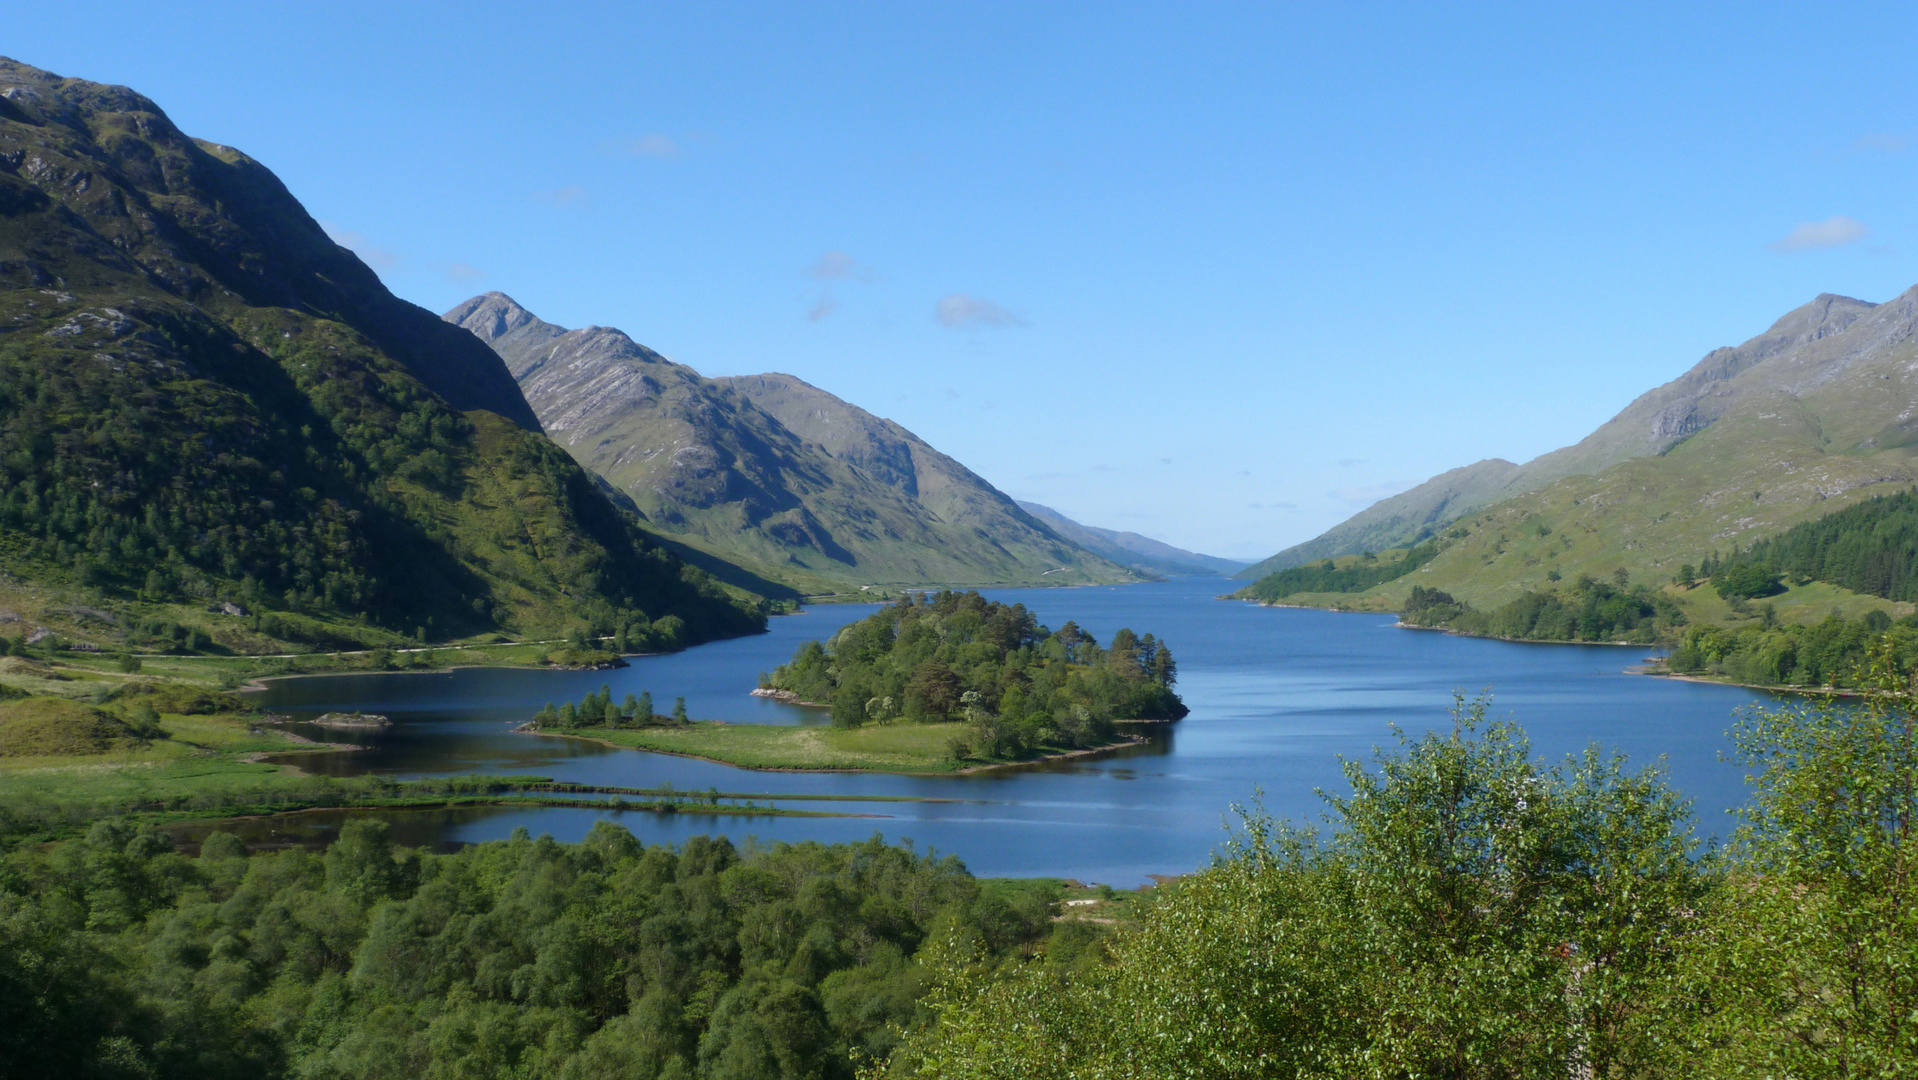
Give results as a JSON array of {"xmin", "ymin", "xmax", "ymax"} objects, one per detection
[{"xmin": 884, "ymin": 671, "xmax": 1918, "ymax": 1078}]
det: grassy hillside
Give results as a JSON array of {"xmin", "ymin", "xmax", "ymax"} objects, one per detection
[
  {"xmin": 1242, "ymin": 288, "xmax": 1918, "ymax": 631},
  {"xmin": 446, "ymin": 294, "xmax": 1140, "ymax": 596},
  {"xmin": 0, "ymin": 59, "xmax": 763, "ymax": 649},
  {"xmin": 1244, "ymin": 292, "xmax": 1890, "ymax": 576}
]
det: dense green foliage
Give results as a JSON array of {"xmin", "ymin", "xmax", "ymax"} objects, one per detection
[
  {"xmin": 1400, "ymin": 576, "xmax": 1685, "ymax": 643},
  {"xmin": 535, "ymin": 683, "xmax": 685, "ymax": 729},
  {"xmin": 1706, "ymin": 559, "xmax": 1785, "ymax": 600},
  {"xmin": 1234, "ymin": 539, "xmax": 1439, "ymax": 602},
  {"xmin": 1671, "ymin": 643, "xmax": 1918, "ymax": 1074},
  {"xmin": 1666, "ymin": 608, "xmax": 1918, "ymax": 687},
  {"xmin": 764, "ymin": 590, "xmax": 1183, "ymax": 758},
  {"xmin": 884, "ymin": 680, "xmax": 1918, "ymax": 1077},
  {"xmin": 0, "ymin": 822, "xmax": 1085, "ymax": 1079},
  {"xmin": 1706, "ymin": 488, "xmax": 1918, "ymax": 602},
  {"xmin": 0, "ymin": 59, "xmax": 764, "ymax": 648}
]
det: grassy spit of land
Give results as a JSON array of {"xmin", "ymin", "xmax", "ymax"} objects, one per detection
[
  {"xmin": 0, "ymin": 644, "xmax": 993, "ymax": 847},
  {"xmin": 533, "ymin": 718, "xmax": 1149, "ymax": 774}
]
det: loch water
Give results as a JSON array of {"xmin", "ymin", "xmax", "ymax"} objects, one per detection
[{"xmin": 243, "ymin": 578, "xmax": 1772, "ymax": 884}]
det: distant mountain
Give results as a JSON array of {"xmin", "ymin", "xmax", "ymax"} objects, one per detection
[
  {"xmin": 0, "ymin": 58, "xmax": 762, "ymax": 646},
  {"xmin": 1251, "ymin": 289, "xmax": 1918, "ymax": 610},
  {"xmin": 1236, "ymin": 459, "xmax": 1522, "ymax": 578},
  {"xmin": 444, "ymin": 293, "xmax": 1138, "ymax": 594},
  {"xmin": 1015, "ymin": 502, "xmax": 1248, "ymax": 577},
  {"xmin": 1244, "ymin": 293, "xmax": 1882, "ymax": 577}
]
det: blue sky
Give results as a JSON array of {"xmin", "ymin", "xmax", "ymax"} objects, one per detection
[{"xmin": 13, "ymin": 3, "xmax": 1918, "ymax": 559}]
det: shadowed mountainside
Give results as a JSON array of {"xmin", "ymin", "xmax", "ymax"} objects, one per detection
[{"xmin": 0, "ymin": 58, "xmax": 763, "ymax": 645}]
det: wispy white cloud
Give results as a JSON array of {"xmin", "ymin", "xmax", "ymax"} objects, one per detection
[
  {"xmin": 533, "ymin": 185, "xmax": 589, "ymax": 207},
  {"xmin": 806, "ymin": 294, "xmax": 838, "ymax": 322},
  {"xmin": 321, "ymin": 222, "xmax": 398, "ymax": 270},
  {"xmin": 935, "ymin": 293, "xmax": 1025, "ymax": 329},
  {"xmin": 1769, "ymin": 216, "xmax": 1869, "ymax": 253},
  {"xmin": 441, "ymin": 262, "xmax": 485, "ymax": 283},
  {"xmin": 806, "ymin": 250, "xmax": 877, "ymax": 281}
]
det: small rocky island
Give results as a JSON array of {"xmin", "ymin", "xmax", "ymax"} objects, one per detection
[{"xmin": 309, "ymin": 712, "xmax": 394, "ymax": 729}]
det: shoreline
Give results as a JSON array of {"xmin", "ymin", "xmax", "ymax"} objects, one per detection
[
  {"xmin": 750, "ymin": 688, "xmax": 831, "ymax": 707},
  {"xmin": 237, "ymin": 652, "xmax": 660, "ymax": 693},
  {"xmin": 1639, "ymin": 668, "xmax": 1863, "ymax": 698},
  {"xmin": 527, "ymin": 724, "xmax": 1151, "ymax": 776},
  {"xmin": 1392, "ymin": 621, "xmax": 1652, "ymax": 647},
  {"xmin": 1236, "ymin": 595, "xmax": 1857, "ymax": 697}
]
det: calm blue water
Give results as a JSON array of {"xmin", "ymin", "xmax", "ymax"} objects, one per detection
[{"xmin": 246, "ymin": 578, "xmax": 1771, "ymax": 884}]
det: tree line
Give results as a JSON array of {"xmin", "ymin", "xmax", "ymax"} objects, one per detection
[
  {"xmin": 1666, "ymin": 607, "xmax": 1918, "ymax": 687},
  {"xmin": 1400, "ymin": 574, "xmax": 1685, "ymax": 643},
  {"xmin": 1686, "ymin": 488, "xmax": 1918, "ymax": 602},
  {"xmin": 1236, "ymin": 539, "xmax": 1440, "ymax": 602},
  {"xmin": 535, "ymin": 683, "xmax": 689, "ymax": 728}
]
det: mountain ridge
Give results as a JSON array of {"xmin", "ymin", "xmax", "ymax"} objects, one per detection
[
  {"xmin": 1245, "ymin": 291, "xmax": 1886, "ymax": 577},
  {"xmin": 1015, "ymin": 501, "xmax": 1249, "ymax": 577},
  {"xmin": 1250, "ymin": 286, "xmax": 1918, "ymax": 615},
  {"xmin": 444, "ymin": 292, "xmax": 1138, "ymax": 593}
]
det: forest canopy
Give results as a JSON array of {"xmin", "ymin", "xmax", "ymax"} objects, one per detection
[
  {"xmin": 1400, "ymin": 576, "xmax": 1685, "ymax": 644},
  {"xmin": 0, "ymin": 823, "xmax": 1077, "ymax": 1080},
  {"xmin": 762, "ymin": 590, "xmax": 1184, "ymax": 759},
  {"xmin": 1705, "ymin": 488, "xmax": 1918, "ymax": 602}
]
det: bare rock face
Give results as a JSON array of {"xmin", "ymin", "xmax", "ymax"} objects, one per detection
[{"xmin": 444, "ymin": 293, "xmax": 1136, "ymax": 591}]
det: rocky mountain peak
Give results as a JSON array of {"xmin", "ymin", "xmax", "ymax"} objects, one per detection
[{"xmin": 444, "ymin": 292, "xmax": 543, "ymax": 341}]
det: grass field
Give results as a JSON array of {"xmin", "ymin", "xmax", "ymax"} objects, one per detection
[{"xmin": 545, "ymin": 720, "xmax": 1142, "ymax": 774}]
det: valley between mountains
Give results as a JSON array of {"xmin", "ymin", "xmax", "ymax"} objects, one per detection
[{"xmin": 5, "ymin": 43, "xmax": 1918, "ymax": 1080}]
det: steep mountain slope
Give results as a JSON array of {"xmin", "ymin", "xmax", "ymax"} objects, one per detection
[
  {"xmin": 1015, "ymin": 502, "xmax": 1248, "ymax": 577},
  {"xmin": 1249, "ymin": 292, "xmax": 1889, "ymax": 575},
  {"xmin": 1310, "ymin": 288, "xmax": 1918, "ymax": 612},
  {"xmin": 444, "ymin": 293, "xmax": 1136, "ymax": 593},
  {"xmin": 0, "ymin": 58, "xmax": 763, "ymax": 646}
]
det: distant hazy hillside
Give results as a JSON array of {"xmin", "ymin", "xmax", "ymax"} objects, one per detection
[
  {"xmin": 1016, "ymin": 502, "xmax": 1248, "ymax": 577},
  {"xmin": 445, "ymin": 294, "xmax": 1137, "ymax": 594},
  {"xmin": 1248, "ymin": 292, "xmax": 1892, "ymax": 577},
  {"xmin": 0, "ymin": 58, "xmax": 761, "ymax": 645},
  {"xmin": 1237, "ymin": 459, "xmax": 1521, "ymax": 578},
  {"xmin": 1265, "ymin": 288, "xmax": 1918, "ymax": 612}
]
